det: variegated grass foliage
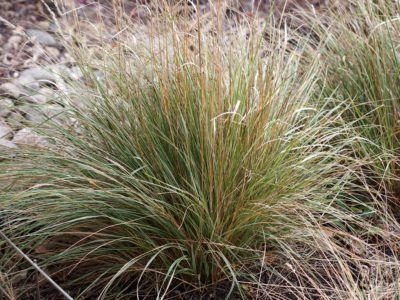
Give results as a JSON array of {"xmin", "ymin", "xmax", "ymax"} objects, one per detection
[{"xmin": 0, "ymin": 0, "xmax": 399, "ymax": 298}]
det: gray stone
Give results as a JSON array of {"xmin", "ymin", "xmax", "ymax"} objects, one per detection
[
  {"xmin": 41, "ymin": 105, "xmax": 64, "ymax": 120},
  {"xmin": 45, "ymin": 46, "xmax": 60, "ymax": 58},
  {"xmin": 13, "ymin": 128, "xmax": 47, "ymax": 147},
  {"xmin": 37, "ymin": 20, "xmax": 51, "ymax": 30},
  {"xmin": 19, "ymin": 106, "xmax": 44, "ymax": 124},
  {"xmin": 38, "ymin": 87, "xmax": 54, "ymax": 97},
  {"xmin": 50, "ymin": 65, "xmax": 72, "ymax": 80},
  {"xmin": 16, "ymin": 75, "xmax": 40, "ymax": 91},
  {"xmin": 26, "ymin": 93, "xmax": 48, "ymax": 105},
  {"xmin": 20, "ymin": 67, "xmax": 57, "ymax": 82},
  {"xmin": 0, "ymin": 121, "xmax": 12, "ymax": 139},
  {"xmin": 0, "ymin": 99, "xmax": 14, "ymax": 118},
  {"xmin": 0, "ymin": 138, "xmax": 17, "ymax": 149},
  {"xmin": 0, "ymin": 82, "xmax": 24, "ymax": 99},
  {"xmin": 26, "ymin": 29, "xmax": 57, "ymax": 47},
  {"xmin": 20, "ymin": 104, "xmax": 64, "ymax": 124}
]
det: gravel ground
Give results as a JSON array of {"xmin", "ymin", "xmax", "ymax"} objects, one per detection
[
  {"xmin": 0, "ymin": 0, "xmax": 329, "ymax": 150},
  {"xmin": 0, "ymin": 0, "xmax": 98, "ymax": 149}
]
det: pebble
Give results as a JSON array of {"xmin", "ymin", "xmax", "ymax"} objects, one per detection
[
  {"xmin": 20, "ymin": 67, "xmax": 57, "ymax": 83},
  {"xmin": 0, "ymin": 82, "xmax": 24, "ymax": 99},
  {"xmin": 17, "ymin": 75, "xmax": 41, "ymax": 91},
  {"xmin": 26, "ymin": 93, "xmax": 48, "ymax": 105},
  {"xmin": 0, "ymin": 121, "xmax": 12, "ymax": 139},
  {"xmin": 26, "ymin": 29, "xmax": 57, "ymax": 47},
  {"xmin": 19, "ymin": 106, "xmax": 45, "ymax": 124},
  {"xmin": 12, "ymin": 128, "xmax": 47, "ymax": 147},
  {"xmin": 37, "ymin": 21, "xmax": 51, "ymax": 30},
  {"xmin": 20, "ymin": 104, "xmax": 64, "ymax": 125},
  {"xmin": 0, "ymin": 57, "xmax": 73, "ymax": 133},
  {"xmin": 41, "ymin": 105, "xmax": 64, "ymax": 119},
  {"xmin": 51, "ymin": 64, "xmax": 71, "ymax": 78},
  {"xmin": 45, "ymin": 46, "xmax": 61, "ymax": 58},
  {"xmin": 0, "ymin": 139, "xmax": 17, "ymax": 149},
  {"xmin": 38, "ymin": 87, "xmax": 54, "ymax": 97},
  {"xmin": 31, "ymin": 87, "xmax": 56, "ymax": 104},
  {"xmin": 0, "ymin": 99, "xmax": 14, "ymax": 118}
]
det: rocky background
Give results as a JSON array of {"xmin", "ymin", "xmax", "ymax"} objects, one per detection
[
  {"xmin": 0, "ymin": 0, "xmax": 105, "ymax": 149},
  {"xmin": 0, "ymin": 0, "xmax": 329, "ymax": 149}
]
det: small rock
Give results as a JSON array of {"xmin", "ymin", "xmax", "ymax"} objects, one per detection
[
  {"xmin": 19, "ymin": 106, "xmax": 44, "ymax": 124},
  {"xmin": 41, "ymin": 104, "xmax": 64, "ymax": 119},
  {"xmin": 16, "ymin": 75, "xmax": 40, "ymax": 91},
  {"xmin": 26, "ymin": 29, "xmax": 57, "ymax": 47},
  {"xmin": 0, "ymin": 138, "xmax": 17, "ymax": 149},
  {"xmin": 30, "ymin": 87, "xmax": 56, "ymax": 103},
  {"xmin": 13, "ymin": 128, "xmax": 47, "ymax": 147},
  {"xmin": 20, "ymin": 67, "xmax": 57, "ymax": 82},
  {"xmin": 26, "ymin": 94, "xmax": 48, "ymax": 105},
  {"xmin": 51, "ymin": 65, "xmax": 71, "ymax": 78},
  {"xmin": 0, "ymin": 99, "xmax": 14, "ymax": 118},
  {"xmin": 20, "ymin": 104, "xmax": 64, "ymax": 124},
  {"xmin": 0, "ymin": 82, "xmax": 24, "ymax": 99},
  {"xmin": 38, "ymin": 87, "xmax": 54, "ymax": 97},
  {"xmin": 0, "ymin": 121, "xmax": 12, "ymax": 139},
  {"xmin": 37, "ymin": 20, "xmax": 51, "ymax": 30},
  {"xmin": 45, "ymin": 46, "xmax": 60, "ymax": 58}
]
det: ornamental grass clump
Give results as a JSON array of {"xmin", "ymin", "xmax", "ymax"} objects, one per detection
[
  {"xmin": 305, "ymin": 0, "xmax": 400, "ymax": 214},
  {"xmin": 0, "ymin": 10, "xmax": 383, "ymax": 299}
]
